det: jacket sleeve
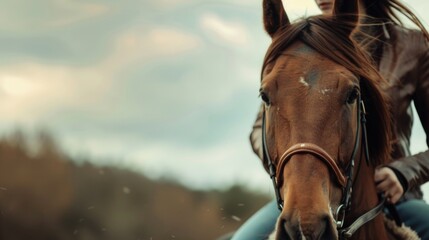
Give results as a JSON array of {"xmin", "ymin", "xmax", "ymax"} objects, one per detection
[
  {"xmin": 249, "ymin": 104, "xmax": 270, "ymax": 173},
  {"xmin": 388, "ymin": 37, "xmax": 429, "ymax": 192}
]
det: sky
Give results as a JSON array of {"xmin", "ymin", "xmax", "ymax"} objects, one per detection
[{"xmin": 1, "ymin": 0, "xmax": 429, "ymax": 199}]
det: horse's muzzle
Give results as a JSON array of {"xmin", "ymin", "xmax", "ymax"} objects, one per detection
[{"xmin": 274, "ymin": 213, "xmax": 337, "ymax": 240}]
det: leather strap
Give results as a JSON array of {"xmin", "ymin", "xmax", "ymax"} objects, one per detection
[
  {"xmin": 276, "ymin": 143, "xmax": 347, "ymax": 188},
  {"xmin": 338, "ymin": 196, "xmax": 386, "ymax": 239}
]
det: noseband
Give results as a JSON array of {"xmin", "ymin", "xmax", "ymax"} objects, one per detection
[{"xmin": 261, "ymin": 95, "xmax": 386, "ymax": 239}]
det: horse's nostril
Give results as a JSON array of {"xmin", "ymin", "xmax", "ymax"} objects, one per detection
[
  {"xmin": 307, "ymin": 215, "xmax": 335, "ymax": 240},
  {"xmin": 275, "ymin": 219, "xmax": 290, "ymax": 240},
  {"xmin": 282, "ymin": 218, "xmax": 302, "ymax": 239},
  {"xmin": 317, "ymin": 217, "xmax": 328, "ymax": 239},
  {"xmin": 320, "ymin": 215, "xmax": 336, "ymax": 240}
]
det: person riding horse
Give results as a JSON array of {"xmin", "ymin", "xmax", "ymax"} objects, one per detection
[{"xmin": 232, "ymin": 0, "xmax": 429, "ymax": 239}]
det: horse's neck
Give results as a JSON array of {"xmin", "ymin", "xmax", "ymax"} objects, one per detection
[{"xmin": 346, "ymin": 162, "xmax": 390, "ymax": 240}]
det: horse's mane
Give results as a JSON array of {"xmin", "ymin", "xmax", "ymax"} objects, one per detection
[{"xmin": 262, "ymin": 15, "xmax": 392, "ymax": 166}]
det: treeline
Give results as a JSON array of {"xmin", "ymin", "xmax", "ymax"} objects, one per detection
[{"xmin": 0, "ymin": 131, "xmax": 271, "ymax": 240}]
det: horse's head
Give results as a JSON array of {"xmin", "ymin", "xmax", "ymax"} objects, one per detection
[{"xmin": 261, "ymin": 0, "xmax": 392, "ymax": 239}]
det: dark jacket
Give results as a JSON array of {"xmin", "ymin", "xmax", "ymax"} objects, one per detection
[{"xmin": 250, "ymin": 23, "xmax": 429, "ymax": 200}]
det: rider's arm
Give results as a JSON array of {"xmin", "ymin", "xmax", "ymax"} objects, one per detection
[{"xmin": 388, "ymin": 36, "xmax": 429, "ymax": 192}]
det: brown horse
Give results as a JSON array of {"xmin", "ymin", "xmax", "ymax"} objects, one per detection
[{"xmin": 259, "ymin": 0, "xmax": 411, "ymax": 239}]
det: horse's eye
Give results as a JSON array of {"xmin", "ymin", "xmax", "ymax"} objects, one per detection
[
  {"xmin": 347, "ymin": 88, "xmax": 360, "ymax": 104},
  {"xmin": 260, "ymin": 92, "xmax": 270, "ymax": 105}
]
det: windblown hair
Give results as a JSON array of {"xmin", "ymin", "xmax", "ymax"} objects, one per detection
[
  {"xmin": 364, "ymin": 0, "xmax": 429, "ymax": 40},
  {"xmin": 262, "ymin": 15, "xmax": 392, "ymax": 166}
]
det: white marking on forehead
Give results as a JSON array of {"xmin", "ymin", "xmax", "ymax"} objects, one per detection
[
  {"xmin": 299, "ymin": 76, "xmax": 309, "ymax": 87},
  {"xmin": 320, "ymin": 88, "xmax": 333, "ymax": 95}
]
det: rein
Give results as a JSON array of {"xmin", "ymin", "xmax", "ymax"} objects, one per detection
[{"xmin": 261, "ymin": 95, "xmax": 386, "ymax": 239}]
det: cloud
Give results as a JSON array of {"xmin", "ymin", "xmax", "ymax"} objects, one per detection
[
  {"xmin": 144, "ymin": 28, "xmax": 201, "ymax": 55},
  {"xmin": 100, "ymin": 27, "xmax": 202, "ymax": 72},
  {"xmin": 153, "ymin": 0, "xmax": 196, "ymax": 8},
  {"xmin": 151, "ymin": 0, "xmax": 258, "ymax": 9},
  {"xmin": 200, "ymin": 13, "xmax": 250, "ymax": 47},
  {"xmin": 48, "ymin": 0, "xmax": 110, "ymax": 27},
  {"xmin": 0, "ymin": 62, "xmax": 110, "ymax": 123},
  {"xmin": 0, "ymin": 24, "xmax": 205, "ymax": 126},
  {"xmin": 0, "ymin": 0, "xmax": 109, "ymax": 32}
]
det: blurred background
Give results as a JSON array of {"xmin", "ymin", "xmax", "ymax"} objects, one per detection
[{"xmin": 0, "ymin": 0, "xmax": 429, "ymax": 239}]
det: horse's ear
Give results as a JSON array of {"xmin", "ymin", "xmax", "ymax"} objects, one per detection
[
  {"xmin": 333, "ymin": 0, "xmax": 359, "ymax": 36},
  {"xmin": 263, "ymin": 0, "xmax": 290, "ymax": 38}
]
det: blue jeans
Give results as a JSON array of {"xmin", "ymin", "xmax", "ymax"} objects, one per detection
[
  {"xmin": 231, "ymin": 200, "xmax": 280, "ymax": 240},
  {"xmin": 232, "ymin": 199, "xmax": 429, "ymax": 240},
  {"xmin": 396, "ymin": 199, "xmax": 429, "ymax": 239}
]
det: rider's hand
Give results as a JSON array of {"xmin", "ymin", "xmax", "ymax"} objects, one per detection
[{"xmin": 374, "ymin": 167, "xmax": 404, "ymax": 204}]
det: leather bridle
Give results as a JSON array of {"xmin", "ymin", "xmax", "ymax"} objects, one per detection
[{"xmin": 261, "ymin": 94, "xmax": 386, "ymax": 239}]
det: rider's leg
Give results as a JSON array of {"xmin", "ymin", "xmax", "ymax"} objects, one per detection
[
  {"xmin": 231, "ymin": 200, "xmax": 280, "ymax": 240},
  {"xmin": 396, "ymin": 199, "xmax": 429, "ymax": 240}
]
